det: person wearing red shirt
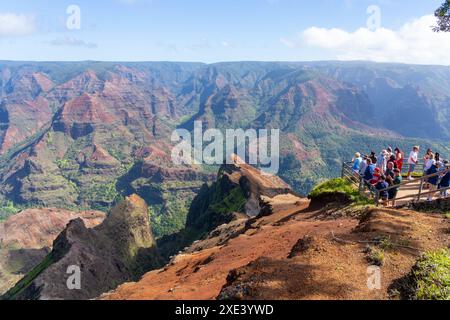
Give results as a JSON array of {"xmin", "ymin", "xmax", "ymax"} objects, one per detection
[{"xmin": 394, "ymin": 148, "xmax": 404, "ymax": 172}]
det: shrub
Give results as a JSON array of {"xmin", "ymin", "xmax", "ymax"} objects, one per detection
[
  {"xmin": 309, "ymin": 178, "xmax": 372, "ymax": 206},
  {"xmin": 413, "ymin": 249, "xmax": 450, "ymax": 300},
  {"xmin": 393, "ymin": 248, "xmax": 450, "ymax": 300},
  {"xmin": 365, "ymin": 246, "xmax": 385, "ymax": 266},
  {"xmin": 0, "ymin": 201, "xmax": 21, "ymax": 220}
]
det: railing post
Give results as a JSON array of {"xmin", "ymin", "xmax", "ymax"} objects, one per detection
[
  {"xmin": 341, "ymin": 162, "xmax": 345, "ymax": 178},
  {"xmin": 417, "ymin": 177, "xmax": 424, "ymax": 202},
  {"xmin": 375, "ymin": 190, "xmax": 380, "ymax": 207}
]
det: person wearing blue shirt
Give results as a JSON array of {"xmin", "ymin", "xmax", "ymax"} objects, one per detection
[
  {"xmin": 439, "ymin": 162, "xmax": 450, "ymax": 198},
  {"xmin": 352, "ymin": 152, "xmax": 363, "ymax": 173},
  {"xmin": 426, "ymin": 162, "xmax": 441, "ymax": 202},
  {"xmin": 364, "ymin": 159, "xmax": 376, "ymax": 182},
  {"xmin": 375, "ymin": 175, "xmax": 389, "ymax": 206}
]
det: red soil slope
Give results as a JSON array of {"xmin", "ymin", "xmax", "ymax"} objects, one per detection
[{"xmin": 102, "ymin": 195, "xmax": 449, "ymax": 300}]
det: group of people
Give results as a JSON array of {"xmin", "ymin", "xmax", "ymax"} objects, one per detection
[
  {"xmin": 417, "ymin": 147, "xmax": 450, "ymax": 201},
  {"xmin": 351, "ymin": 146, "xmax": 450, "ymax": 206}
]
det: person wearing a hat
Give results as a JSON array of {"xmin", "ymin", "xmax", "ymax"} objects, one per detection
[
  {"xmin": 376, "ymin": 150, "xmax": 388, "ymax": 173},
  {"xmin": 352, "ymin": 152, "xmax": 363, "ymax": 174},
  {"xmin": 370, "ymin": 167, "xmax": 381, "ymax": 185}
]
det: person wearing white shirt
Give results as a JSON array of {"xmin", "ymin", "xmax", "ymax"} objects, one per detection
[
  {"xmin": 407, "ymin": 146, "xmax": 420, "ymax": 181},
  {"xmin": 424, "ymin": 154, "xmax": 436, "ymax": 171}
]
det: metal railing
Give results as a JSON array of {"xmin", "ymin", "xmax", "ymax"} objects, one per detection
[
  {"xmin": 341, "ymin": 162, "xmax": 381, "ymax": 201},
  {"xmin": 341, "ymin": 161, "xmax": 450, "ymax": 206},
  {"xmin": 401, "ymin": 161, "xmax": 425, "ymax": 176}
]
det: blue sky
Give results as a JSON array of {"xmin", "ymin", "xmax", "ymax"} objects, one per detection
[{"xmin": 0, "ymin": 0, "xmax": 448, "ymax": 64}]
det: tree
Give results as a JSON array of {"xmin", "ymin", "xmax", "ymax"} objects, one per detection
[{"xmin": 434, "ymin": 0, "xmax": 450, "ymax": 32}]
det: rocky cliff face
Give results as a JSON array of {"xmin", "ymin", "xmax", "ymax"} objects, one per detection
[
  {"xmin": 0, "ymin": 61, "xmax": 448, "ymax": 238},
  {"xmin": 157, "ymin": 162, "xmax": 295, "ymax": 259},
  {"xmin": 309, "ymin": 61, "xmax": 450, "ymax": 139},
  {"xmin": 0, "ymin": 208, "xmax": 105, "ymax": 295},
  {"xmin": 0, "ymin": 70, "xmax": 54, "ymax": 153},
  {"xmin": 116, "ymin": 160, "xmax": 216, "ymax": 237},
  {"xmin": 2, "ymin": 195, "xmax": 162, "ymax": 300}
]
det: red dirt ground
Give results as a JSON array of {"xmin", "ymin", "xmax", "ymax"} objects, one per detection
[{"xmin": 102, "ymin": 195, "xmax": 449, "ymax": 300}]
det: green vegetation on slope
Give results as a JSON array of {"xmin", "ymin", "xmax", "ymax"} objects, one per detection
[
  {"xmin": 396, "ymin": 249, "xmax": 450, "ymax": 300},
  {"xmin": 0, "ymin": 201, "xmax": 21, "ymax": 220},
  {"xmin": 157, "ymin": 172, "xmax": 248, "ymax": 259},
  {"xmin": 1, "ymin": 252, "xmax": 55, "ymax": 300},
  {"xmin": 414, "ymin": 249, "xmax": 450, "ymax": 300},
  {"xmin": 148, "ymin": 186, "xmax": 198, "ymax": 238},
  {"xmin": 186, "ymin": 181, "xmax": 246, "ymax": 237},
  {"xmin": 210, "ymin": 187, "xmax": 247, "ymax": 215},
  {"xmin": 309, "ymin": 178, "xmax": 372, "ymax": 206}
]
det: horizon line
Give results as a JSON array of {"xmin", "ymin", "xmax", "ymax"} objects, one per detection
[{"xmin": 1, "ymin": 59, "xmax": 450, "ymax": 68}]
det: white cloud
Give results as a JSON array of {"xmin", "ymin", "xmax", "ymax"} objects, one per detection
[
  {"xmin": 282, "ymin": 15, "xmax": 450, "ymax": 65},
  {"xmin": 0, "ymin": 13, "xmax": 35, "ymax": 36}
]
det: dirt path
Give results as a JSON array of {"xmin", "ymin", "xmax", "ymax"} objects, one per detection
[{"xmin": 394, "ymin": 179, "xmax": 450, "ymax": 206}]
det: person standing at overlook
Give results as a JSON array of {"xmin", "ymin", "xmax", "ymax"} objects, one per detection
[
  {"xmin": 364, "ymin": 158, "xmax": 376, "ymax": 185},
  {"xmin": 439, "ymin": 161, "xmax": 450, "ymax": 198},
  {"xmin": 352, "ymin": 152, "xmax": 363, "ymax": 173},
  {"xmin": 359, "ymin": 155, "xmax": 369, "ymax": 176},
  {"xmin": 394, "ymin": 148, "xmax": 404, "ymax": 172},
  {"xmin": 426, "ymin": 161, "xmax": 441, "ymax": 202},
  {"xmin": 375, "ymin": 175, "xmax": 389, "ymax": 206},
  {"xmin": 386, "ymin": 147, "xmax": 394, "ymax": 159},
  {"xmin": 389, "ymin": 169, "xmax": 403, "ymax": 207},
  {"xmin": 407, "ymin": 146, "xmax": 420, "ymax": 181},
  {"xmin": 423, "ymin": 148, "xmax": 433, "ymax": 174},
  {"xmin": 376, "ymin": 150, "xmax": 388, "ymax": 173},
  {"xmin": 369, "ymin": 151, "xmax": 377, "ymax": 166}
]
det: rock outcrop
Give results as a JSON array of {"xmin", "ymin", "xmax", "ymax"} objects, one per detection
[
  {"xmin": 158, "ymin": 161, "xmax": 295, "ymax": 259},
  {"xmin": 2, "ymin": 195, "xmax": 162, "ymax": 300},
  {"xmin": 0, "ymin": 208, "xmax": 105, "ymax": 295},
  {"xmin": 0, "ymin": 208, "xmax": 105, "ymax": 249}
]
